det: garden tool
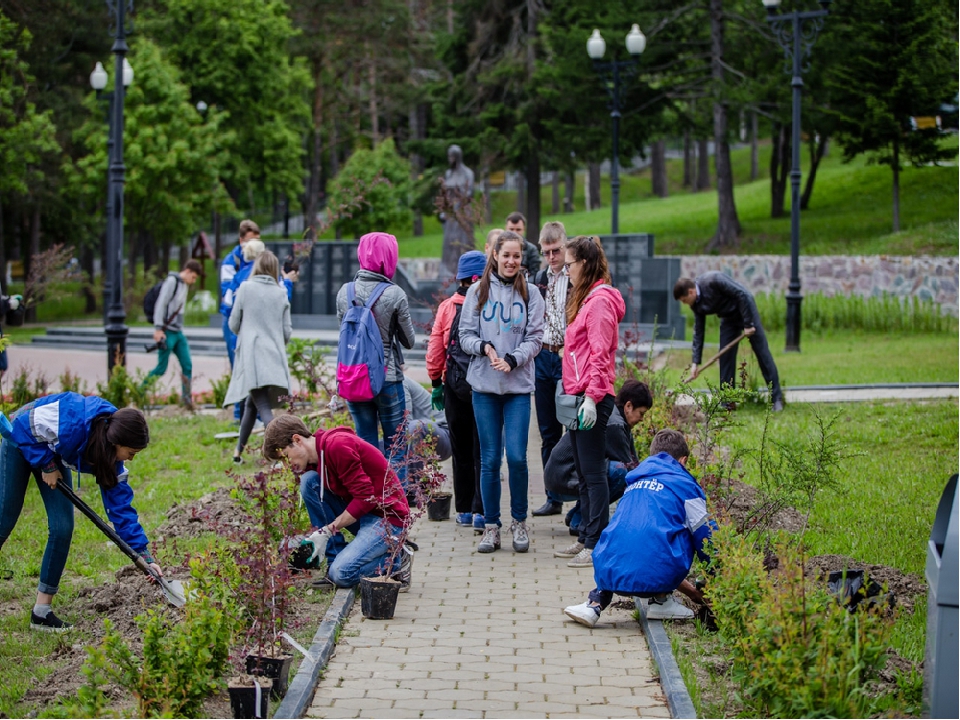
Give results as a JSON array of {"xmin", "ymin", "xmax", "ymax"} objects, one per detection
[
  {"xmin": 55, "ymin": 481, "xmax": 187, "ymax": 608},
  {"xmin": 686, "ymin": 331, "xmax": 747, "ymax": 382}
]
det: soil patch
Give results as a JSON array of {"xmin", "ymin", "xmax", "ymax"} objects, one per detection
[
  {"xmin": 709, "ymin": 477, "xmax": 807, "ymax": 534},
  {"xmin": 154, "ymin": 487, "xmax": 242, "ymax": 541},
  {"xmin": 805, "ymin": 553, "xmax": 926, "ymax": 615}
]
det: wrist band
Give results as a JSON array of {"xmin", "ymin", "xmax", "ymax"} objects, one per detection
[
  {"xmin": 140, "ymin": 551, "xmax": 156, "ymax": 565},
  {"xmin": 42, "ymin": 462, "xmax": 57, "ymax": 474}
]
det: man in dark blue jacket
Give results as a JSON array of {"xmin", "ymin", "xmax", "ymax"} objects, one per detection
[
  {"xmin": 563, "ymin": 429, "xmax": 714, "ymax": 626},
  {"xmin": 674, "ymin": 273, "xmax": 784, "ymax": 411}
]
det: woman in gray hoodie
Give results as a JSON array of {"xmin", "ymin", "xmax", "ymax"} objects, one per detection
[{"xmin": 459, "ymin": 231, "xmax": 544, "ymax": 554}]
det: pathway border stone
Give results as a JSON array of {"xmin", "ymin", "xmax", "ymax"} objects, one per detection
[{"xmin": 635, "ymin": 601, "xmax": 697, "ymax": 719}]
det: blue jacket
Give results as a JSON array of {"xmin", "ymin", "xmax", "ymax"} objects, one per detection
[
  {"xmin": 9, "ymin": 393, "xmax": 150, "ymax": 553},
  {"xmin": 593, "ymin": 452, "xmax": 715, "ymax": 595}
]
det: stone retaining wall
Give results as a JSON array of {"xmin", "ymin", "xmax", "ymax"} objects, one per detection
[{"xmin": 399, "ymin": 255, "xmax": 959, "ymax": 315}]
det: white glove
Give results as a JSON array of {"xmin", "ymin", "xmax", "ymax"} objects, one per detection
[
  {"xmin": 305, "ymin": 526, "xmax": 333, "ymax": 564},
  {"xmin": 8, "ymin": 295, "xmax": 21, "ymax": 311},
  {"xmin": 578, "ymin": 396, "xmax": 597, "ymax": 430}
]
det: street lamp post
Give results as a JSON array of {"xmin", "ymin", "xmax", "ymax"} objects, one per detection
[
  {"xmin": 586, "ymin": 25, "xmax": 646, "ymax": 235},
  {"xmin": 763, "ymin": 0, "xmax": 830, "ymax": 352},
  {"xmin": 91, "ymin": 1, "xmax": 134, "ymax": 372}
]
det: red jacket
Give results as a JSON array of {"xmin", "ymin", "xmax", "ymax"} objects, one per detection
[
  {"xmin": 562, "ymin": 281, "xmax": 625, "ymax": 403},
  {"xmin": 426, "ymin": 290, "xmax": 467, "ymax": 382},
  {"xmin": 311, "ymin": 426, "xmax": 409, "ymax": 528}
]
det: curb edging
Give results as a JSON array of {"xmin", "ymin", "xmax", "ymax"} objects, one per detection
[
  {"xmin": 274, "ymin": 587, "xmax": 356, "ymax": 719},
  {"xmin": 635, "ymin": 599, "xmax": 698, "ymax": 719}
]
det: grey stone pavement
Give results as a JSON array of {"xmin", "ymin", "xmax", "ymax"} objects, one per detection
[{"xmin": 307, "ymin": 418, "xmax": 672, "ymax": 719}]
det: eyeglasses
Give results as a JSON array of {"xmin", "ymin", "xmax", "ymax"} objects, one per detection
[
  {"xmin": 563, "ymin": 259, "xmax": 581, "ymax": 272},
  {"xmin": 542, "ymin": 247, "xmax": 563, "ymax": 257}
]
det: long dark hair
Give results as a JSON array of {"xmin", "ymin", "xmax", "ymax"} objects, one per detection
[
  {"xmin": 84, "ymin": 408, "xmax": 150, "ymax": 489},
  {"xmin": 565, "ymin": 235, "xmax": 611, "ymax": 324},
  {"xmin": 475, "ymin": 230, "xmax": 529, "ymax": 310}
]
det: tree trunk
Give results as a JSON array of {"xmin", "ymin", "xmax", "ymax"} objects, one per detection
[
  {"xmin": 707, "ymin": 0, "xmax": 741, "ymax": 249},
  {"xmin": 128, "ymin": 228, "xmax": 140, "ymax": 286},
  {"xmin": 447, "ymin": 0, "xmax": 454, "ymax": 33},
  {"xmin": 25, "ymin": 205, "xmax": 40, "ymax": 323},
  {"xmin": 588, "ymin": 162, "xmax": 602, "ymax": 209},
  {"xmin": 409, "ymin": 103, "xmax": 426, "ymax": 237},
  {"xmin": 81, "ymin": 243, "xmax": 97, "ymax": 314},
  {"xmin": 482, "ymin": 166, "xmax": 492, "ymax": 223},
  {"xmin": 213, "ymin": 212, "xmax": 222, "ymax": 264},
  {"xmin": 526, "ymin": 153, "xmax": 541, "ymax": 239},
  {"xmin": 329, "ymin": 121, "xmax": 340, "ymax": 178},
  {"xmin": 750, "ymin": 110, "xmax": 759, "ymax": 181},
  {"xmin": 0, "ymin": 196, "xmax": 6, "ymax": 296},
  {"xmin": 770, "ymin": 122, "xmax": 789, "ymax": 218},
  {"xmin": 800, "ymin": 134, "xmax": 828, "ymax": 210},
  {"xmin": 516, "ymin": 170, "xmax": 525, "ymax": 214},
  {"xmin": 564, "ymin": 171, "xmax": 574, "ymax": 212},
  {"xmin": 306, "ymin": 65, "xmax": 324, "ymax": 239},
  {"xmin": 696, "ymin": 139, "xmax": 711, "ymax": 190},
  {"xmin": 892, "ymin": 135, "xmax": 900, "ymax": 232},
  {"xmin": 551, "ymin": 171, "xmax": 560, "ymax": 213},
  {"xmin": 160, "ymin": 236, "xmax": 171, "ymax": 273},
  {"xmin": 367, "ymin": 45, "xmax": 379, "ymax": 145},
  {"xmin": 682, "ymin": 131, "xmax": 692, "ymax": 188},
  {"xmin": 651, "ymin": 140, "xmax": 668, "ymax": 198}
]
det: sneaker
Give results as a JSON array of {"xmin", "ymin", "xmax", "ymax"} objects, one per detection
[
  {"xmin": 510, "ymin": 520, "xmax": 529, "ymax": 553},
  {"xmin": 473, "ymin": 513, "xmax": 485, "ymax": 534},
  {"xmin": 567, "ymin": 547, "xmax": 593, "ymax": 568},
  {"xmin": 554, "ymin": 541, "xmax": 584, "ymax": 558},
  {"xmin": 564, "ymin": 601, "xmax": 601, "ymax": 628},
  {"xmin": 477, "ymin": 525, "xmax": 501, "ymax": 553},
  {"xmin": 30, "ymin": 610, "xmax": 73, "ymax": 633},
  {"xmin": 392, "ymin": 544, "xmax": 414, "ymax": 593},
  {"xmin": 645, "ymin": 594, "xmax": 694, "ymax": 620},
  {"xmin": 456, "ymin": 512, "xmax": 473, "ymax": 526}
]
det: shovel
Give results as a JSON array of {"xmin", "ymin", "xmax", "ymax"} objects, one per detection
[
  {"xmin": 56, "ymin": 481, "xmax": 187, "ymax": 608},
  {"xmin": 687, "ymin": 331, "xmax": 747, "ymax": 382}
]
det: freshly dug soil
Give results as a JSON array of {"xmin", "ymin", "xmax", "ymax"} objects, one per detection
[
  {"xmin": 709, "ymin": 477, "xmax": 807, "ymax": 534},
  {"xmin": 154, "ymin": 487, "xmax": 242, "ymax": 541},
  {"xmin": 805, "ymin": 553, "xmax": 926, "ymax": 615}
]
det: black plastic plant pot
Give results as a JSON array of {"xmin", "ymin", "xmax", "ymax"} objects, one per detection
[
  {"xmin": 359, "ymin": 576, "xmax": 400, "ymax": 619},
  {"xmin": 228, "ymin": 677, "xmax": 270, "ymax": 719},
  {"xmin": 5, "ymin": 307, "xmax": 25, "ymax": 327},
  {"xmin": 245, "ymin": 654, "xmax": 294, "ymax": 700},
  {"xmin": 427, "ymin": 493, "xmax": 452, "ymax": 521}
]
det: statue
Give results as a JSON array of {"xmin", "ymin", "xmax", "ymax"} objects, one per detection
[{"xmin": 439, "ymin": 144, "xmax": 476, "ymax": 277}]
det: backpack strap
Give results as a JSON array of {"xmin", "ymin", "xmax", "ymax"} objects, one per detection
[
  {"xmin": 365, "ymin": 282, "xmax": 390, "ymax": 309},
  {"xmin": 162, "ymin": 274, "xmax": 185, "ymax": 329}
]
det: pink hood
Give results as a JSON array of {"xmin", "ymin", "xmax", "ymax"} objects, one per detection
[
  {"xmin": 562, "ymin": 282, "xmax": 626, "ymax": 402},
  {"xmin": 358, "ymin": 232, "xmax": 399, "ymax": 279}
]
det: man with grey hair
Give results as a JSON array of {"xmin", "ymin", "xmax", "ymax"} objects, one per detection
[{"xmin": 531, "ymin": 221, "xmax": 569, "ymax": 517}]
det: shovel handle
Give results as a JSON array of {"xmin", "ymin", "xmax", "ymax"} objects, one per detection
[
  {"xmin": 697, "ymin": 332, "xmax": 748, "ymax": 374},
  {"xmin": 55, "ymin": 480, "xmax": 144, "ymax": 568}
]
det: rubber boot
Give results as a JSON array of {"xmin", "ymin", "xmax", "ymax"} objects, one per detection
[{"xmin": 180, "ymin": 374, "xmax": 195, "ymax": 412}]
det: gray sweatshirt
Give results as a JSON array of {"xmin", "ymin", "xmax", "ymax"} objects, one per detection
[
  {"xmin": 459, "ymin": 273, "xmax": 544, "ymax": 395},
  {"xmin": 153, "ymin": 273, "xmax": 187, "ymax": 331}
]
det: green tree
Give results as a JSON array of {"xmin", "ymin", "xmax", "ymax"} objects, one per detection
[
  {"xmin": 143, "ymin": 0, "xmax": 312, "ymax": 208},
  {"xmin": 828, "ymin": 0, "xmax": 957, "ymax": 232},
  {"xmin": 68, "ymin": 39, "xmax": 232, "ymax": 281},
  {"xmin": 328, "ymin": 138, "xmax": 411, "ymax": 237}
]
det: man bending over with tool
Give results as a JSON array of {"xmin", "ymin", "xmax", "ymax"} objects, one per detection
[
  {"xmin": 674, "ymin": 273, "xmax": 784, "ymax": 412},
  {"xmin": 263, "ymin": 415, "xmax": 413, "ymax": 591}
]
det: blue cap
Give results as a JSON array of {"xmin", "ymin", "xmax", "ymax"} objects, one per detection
[{"xmin": 456, "ymin": 250, "xmax": 487, "ymax": 281}]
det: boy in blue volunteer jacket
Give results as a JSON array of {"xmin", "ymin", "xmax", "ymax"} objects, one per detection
[
  {"xmin": 0, "ymin": 392, "xmax": 158, "ymax": 632},
  {"xmin": 564, "ymin": 429, "xmax": 715, "ymax": 626}
]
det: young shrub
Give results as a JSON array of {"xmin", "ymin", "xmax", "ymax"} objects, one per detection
[
  {"xmin": 210, "ymin": 370, "xmax": 231, "ymax": 408},
  {"xmin": 59, "ymin": 366, "xmax": 86, "ymax": 394}
]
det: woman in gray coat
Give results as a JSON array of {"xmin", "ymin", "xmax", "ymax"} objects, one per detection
[{"xmin": 223, "ymin": 251, "xmax": 293, "ymax": 463}]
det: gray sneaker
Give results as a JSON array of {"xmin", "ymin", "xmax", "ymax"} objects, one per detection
[
  {"xmin": 567, "ymin": 547, "xmax": 593, "ymax": 568},
  {"xmin": 510, "ymin": 520, "xmax": 529, "ymax": 553},
  {"xmin": 391, "ymin": 543, "xmax": 414, "ymax": 593},
  {"xmin": 554, "ymin": 541, "xmax": 584, "ymax": 558},
  {"xmin": 477, "ymin": 525, "xmax": 501, "ymax": 553}
]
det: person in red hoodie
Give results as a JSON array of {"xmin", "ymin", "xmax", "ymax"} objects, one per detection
[
  {"xmin": 262, "ymin": 415, "xmax": 412, "ymax": 590},
  {"xmin": 425, "ymin": 251, "xmax": 487, "ymax": 529},
  {"xmin": 561, "ymin": 235, "xmax": 626, "ymax": 570}
]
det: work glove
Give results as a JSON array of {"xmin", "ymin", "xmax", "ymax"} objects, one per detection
[
  {"xmin": 578, "ymin": 396, "xmax": 597, "ymax": 430},
  {"xmin": 431, "ymin": 386, "xmax": 444, "ymax": 411},
  {"xmin": 305, "ymin": 526, "xmax": 334, "ymax": 564},
  {"xmin": 8, "ymin": 295, "xmax": 22, "ymax": 311}
]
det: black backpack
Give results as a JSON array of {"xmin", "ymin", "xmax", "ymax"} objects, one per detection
[
  {"xmin": 445, "ymin": 302, "xmax": 473, "ymax": 402},
  {"xmin": 143, "ymin": 274, "xmax": 183, "ymax": 325}
]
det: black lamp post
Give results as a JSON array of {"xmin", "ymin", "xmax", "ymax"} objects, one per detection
[
  {"xmin": 586, "ymin": 25, "xmax": 646, "ymax": 235},
  {"xmin": 89, "ymin": 0, "xmax": 133, "ymax": 372},
  {"xmin": 764, "ymin": 0, "xmax": 830, "ymax": 352}
]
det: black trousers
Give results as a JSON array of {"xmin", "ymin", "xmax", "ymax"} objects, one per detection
[
  {"xmin": 443, "ymin": 384, "xmax": 483, "ymax": 514},
  {"xmin": 570, "ymin": 394, "xmax": 615, "ymax": 550},
  {"xmin": 719, "ymin": 313, "xmax": 783, "ymax": 404}
]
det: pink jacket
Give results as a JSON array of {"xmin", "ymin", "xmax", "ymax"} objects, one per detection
[
  {"xmin": 426, "ymin": 291, "xmax": 466, "ymax": 382},
  {"xmin": 562, "ymin": 281, "xmax": 625, "ymax": 402}
]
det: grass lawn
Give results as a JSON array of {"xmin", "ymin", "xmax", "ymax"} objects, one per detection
[
  {"xmin": 385, "ymin": 138, "xmax": 957, "ymax": 257},
  {"xmin": 0, "ymin": 414, "xmax": 331, "ymax": 719}
]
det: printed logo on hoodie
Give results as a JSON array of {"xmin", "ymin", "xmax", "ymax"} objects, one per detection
[{"xmin": 481, "ymin": 300, "xmax": 526, "ymax": 334}]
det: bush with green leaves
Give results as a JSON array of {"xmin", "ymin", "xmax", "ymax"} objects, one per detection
[
  {"xmin": 328, "ymin": 138, "xmax": 412, "ymax": 238},
  {"xmin": 707, "ymin": 527, "xmax": 893, "ymax": 718}
]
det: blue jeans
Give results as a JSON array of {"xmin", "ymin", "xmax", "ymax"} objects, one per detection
[
  {"xmin": 473, "ymin": 392, "xmax": 531, "ymax": 526},
  {"xmin": 299, "ymin": 470, "xmax": 402, "ymax": 587},
  {"xmin": 534, "ymin": 350, "xmax": 564, "ymax": 505},
  {"xmin": 0, "ymin": 440, "xmax": 75, "ymax": 595},
  {"xmin": 347, "ymin": 380, "xmax": 407, "ymax": 484}
]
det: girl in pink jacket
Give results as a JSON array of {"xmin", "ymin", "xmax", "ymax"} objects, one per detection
[{"xmin": 559, "ymin": 236, "xmax": 625, "ymax": 569}]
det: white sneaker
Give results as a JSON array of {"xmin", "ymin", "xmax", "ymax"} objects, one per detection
[
  {"xmin": 554, "ymin": 541, "xmax": 584, "ymax": 558},
  {"xmin": 567, "ymin": 547, "xmax": 593, "ymax": 568},
  {"xmin": 510, "ymin": 520, "xmax": 529, "ymax": 553},
  {"xmin": 645, "ymin": 594, "xmax": 694, "ymax": 620},
  {"xmin": 477, "ymin": 525, "xmax": 501, "ymax": 553},
  {"xmin": 564, "ymin": 601, "xmax": 601, "ymax": 628}
]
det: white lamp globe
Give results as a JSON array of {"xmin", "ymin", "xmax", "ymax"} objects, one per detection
[
  {"xmin": 90, "ymin": 62, "xmax": 108, "ymax": 91},
  {"xmin": 626, "ymin": 24, "xmax": 646, "ymax": 55},
  {"xmin": 122, "ymin": 58, "xmax": 134, "ymax": 87},
  {"xmin": 586, "ymin": 29, "xmax": 606, "ymax": 60}
]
